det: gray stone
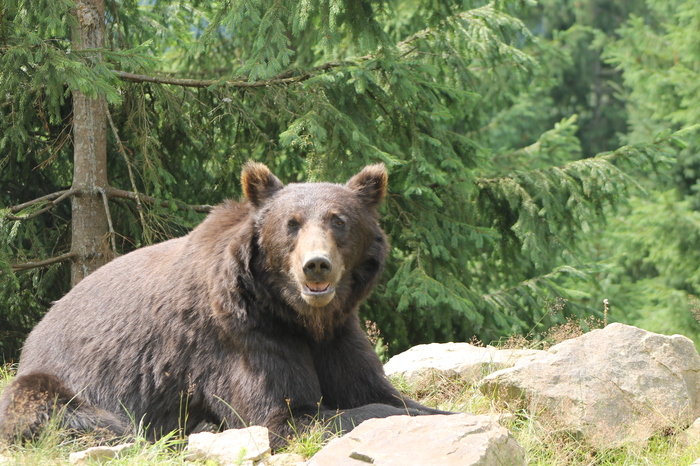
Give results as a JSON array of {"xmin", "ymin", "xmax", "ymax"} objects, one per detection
[
  {"xmin": 68, "ymin": 442, "xmax": 135, "ymax": 464},
  {"xmin": 263, "ymin": 452, "xmax": 307, "ymax": 465},
  {"xmin": 480, "ymin": 323, "xmax": 700, "ymax": 449},
  {"xmin": 307, "ymin": 413, "xmax": 525, "ymax": 466},
  {"xmin": 384, "ymin": 342, "xmax": 543, "ymax": 384},
  {"xmin": 185, "ymin": 426, "xmax": 270, "ymax": 465},
  {"xmin": 679, "ymin": 417, "xmax": 700, "ymax": 446}
]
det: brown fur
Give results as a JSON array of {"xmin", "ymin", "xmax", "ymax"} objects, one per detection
[
  {"xmin": 0, "ymin": 373, "xmax": 127, "ymax": 441},
  {"xmin": 0, "ymin": 163, "xmax": 448, "ymax": 447}
]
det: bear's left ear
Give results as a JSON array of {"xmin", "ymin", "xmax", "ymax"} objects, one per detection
[
  {"xmin": 346, "ymin": 163, "xmax": 388, "ymax": 210},
  {"xmin": 241, "ymin": 161, "xmax": 284, "ymax": 207}
]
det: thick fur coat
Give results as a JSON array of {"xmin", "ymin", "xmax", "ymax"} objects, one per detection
[{"xmin": 0, "ymin": 163, "xmax": 444, "ymax": 446}]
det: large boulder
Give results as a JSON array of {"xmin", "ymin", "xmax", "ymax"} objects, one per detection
[
  {"xmin": 384, "ymin": 342, "xmax": 543, "ymax": 384},
  {"xmin": 480, "ymin": 323, "xmax": 700, "ymax": 449},
  {"xmin": 307, "ymin": 413, "xmax": 525, "ymax": 466}
]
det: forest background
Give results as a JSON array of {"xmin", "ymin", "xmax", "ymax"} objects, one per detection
[{"xmin": 1, "ymin": 0, "xmax": 699, "ymax": 361}]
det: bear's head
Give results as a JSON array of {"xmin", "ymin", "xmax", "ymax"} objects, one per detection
[{"xmin": 241, "ymin": 162, "xmax": 388, "ymax": 337}]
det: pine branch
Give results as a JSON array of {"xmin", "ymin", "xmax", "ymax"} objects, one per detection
[
  {"xmin": 114, "ymin": 11, "xmax": 508, "ymax": 93},
  {"xmin": 11, "ymin": 252, "xmax": 78, "ymax": 272},
  {"xmin": 105, "ymin": 187, "xmax": 213, "ymax": 213},
  {"xmin": 483, "ymin": 265, "xmax": 590, "ymax": 302},
  {"xmin": 389, "ymin": 193, "xmax": 498, "ymax": 236}
]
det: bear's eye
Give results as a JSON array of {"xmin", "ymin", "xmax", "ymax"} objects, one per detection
[
  {"xmin": 287, "ymin": 219, "xmax": 300, "ymax": 230},
  {"xmin": 332, "ymin": 217, "xmax": 345, "ymax": 228}
]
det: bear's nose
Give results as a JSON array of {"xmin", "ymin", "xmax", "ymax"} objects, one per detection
[{"xmin": 303, "ymin": 254, "xmax": 332, "ymax": 280}]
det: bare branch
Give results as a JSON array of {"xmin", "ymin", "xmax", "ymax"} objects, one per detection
[
  {"xmin": 6, "ymin": 189, "xmax": 78, "ymax": 221},
  {"xmin": 11, "ymin": 252, "xmax": 78, "ymax": 272},
  {"xmin": 115, "ymin": 70, "xmax": 311, "ymax": 89},
  {"xmin": 97, "ymin": 187, "xmax": 118, "ymax": 256},
  {"xmin": 112, "ymin": 59, "xmax": 368, "ymax": 90},
  {"xmin": 105, "ymin": 186, "xmax": 213, "ymax": 213},
  {"xmin": 9, "ymin": 189, "xmax": 77, "ymax": 214},
  {"xmin": 7, "ymin": 204, "xmax": 54, "ymax": 222},
  {"xmin": 106, "ymin": 106, "xmax": 149, "ymax": 239}
]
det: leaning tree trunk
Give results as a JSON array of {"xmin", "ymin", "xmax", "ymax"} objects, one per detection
[{"xmin": 70, "ymin": 0, "xmax": 110, "ymax": 286}]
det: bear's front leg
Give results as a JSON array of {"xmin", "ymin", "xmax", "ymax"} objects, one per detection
[
  {"xmin": 312, "ymin": 315, "xmax": 448, "ymax": 414},
  {"xmin": 201, "ymin": 331, "xmax": 339, "ymax": 448}
]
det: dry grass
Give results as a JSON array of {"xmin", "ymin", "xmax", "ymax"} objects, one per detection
[{"xmin": 540, "ymin": 315, "xmax": 604, "ymax": 350}]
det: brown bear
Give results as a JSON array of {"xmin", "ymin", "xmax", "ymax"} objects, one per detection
[{"xmin": 0, "ymin": 162, "xmax": 446, "ymax": 446}]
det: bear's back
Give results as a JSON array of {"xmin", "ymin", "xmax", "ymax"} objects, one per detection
[{"xmin": 16, "ymin": 236, "xmax": 198, "ymax": 407}]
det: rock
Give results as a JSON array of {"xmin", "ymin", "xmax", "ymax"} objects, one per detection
[
  {"xmin": 263, "ymin": 452, "xmax": 307, "ymax": 465},
  {"xmin": 68, "ymin": 442, "xmax": 135, "ymax": 464},
  {"xmin": 480, "ymin": 323, "xmax": 700, "ymax": 449},
  {"xmin": 307, "ymin": 413, "xmax": 525, "ymax": 466},
  {"xmin": 384, "ymin": 342, "xmax": 543, "ymax": 385},
  {"xmin": 679, "ymin": 417, "xmax": 700, "ymax": 446},
  {"xmin": 185, "ymin": 426, "xmax": 270, "ymax": 465}
]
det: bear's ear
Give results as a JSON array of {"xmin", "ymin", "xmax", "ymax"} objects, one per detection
[
  {"xmin": 241, "ymin": 161, "xmax": 284, "ymax": 207},
  {"xmin": 346, "ymin": 163, "xmax": 388, "ymax": 210}
]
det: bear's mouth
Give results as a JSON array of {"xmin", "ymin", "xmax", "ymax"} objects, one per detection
[
  {"xmin": 303, "ymin": 282, "xmax": 333, "ymax": 295},
  {"xmin": 300, "ymin": 281, "xmax": 336, "ymax": 307}
]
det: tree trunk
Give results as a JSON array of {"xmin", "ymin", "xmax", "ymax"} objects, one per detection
[{"xmin": 71, "ymin": 0, "xmax": 110, "ymax": 286}]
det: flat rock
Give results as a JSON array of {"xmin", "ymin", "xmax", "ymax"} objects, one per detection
[
  {"xmin": 186, "ymin": 426, "xmax": 270, "ymax": 465},
  {"xmin": 384, "ymin": 342, "xmax": 543, "ymax": 384},
  {"xmin": 264, "ymin": 452, "xmax": 307, "ymax": 465},
  {"xmin": 307, "ymin": 413, "xmax": 525, "ymax": 466},
  {"xmin": 69, "ymin": 442, "xmax": 135, "ymax": 464},
  {"xmin": 480, "ymin": 323, "xmax": 700, "ymax": 449}
]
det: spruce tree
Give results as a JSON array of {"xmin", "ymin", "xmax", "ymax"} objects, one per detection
[
  {"xmin": 576, "ymin": 0, "xmax": 700, "ymax": 343},
  {"xmin": 0, "ymin": 0, "xmax": 688, "ymax": 358}
]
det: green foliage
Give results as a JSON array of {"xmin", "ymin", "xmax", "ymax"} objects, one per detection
[
  {"xmin": 605, "ymin": 0, "xmax": 700, "ymax": 197},
  {"xmin": 516, "ymin": 0, "xmax": 649, "ymax": 158},
  {"xmin": 568, "ymin": 0, "xmax": 700, "ymax": 345},
  {"xmin": 1, "ymin": 0, "xmax": 698, "ymax": 358}
]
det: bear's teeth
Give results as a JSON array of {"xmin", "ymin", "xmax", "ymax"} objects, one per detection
[{"xmin": 307, "ymin": 282, "xmax": 330, "ymax": 293}]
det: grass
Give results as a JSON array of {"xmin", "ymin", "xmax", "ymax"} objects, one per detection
[
  {"xmin": 1, "ymin": 358, "xmax": 700, "ymax": 464},
  {"xmin": 0, "ymin": 420, "xmax": 188, "ymax": 465}
]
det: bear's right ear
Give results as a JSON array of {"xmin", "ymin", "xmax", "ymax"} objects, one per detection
[{"xmin": 241, "ymin": 161, "xmax": 284, "ymax": 207}]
